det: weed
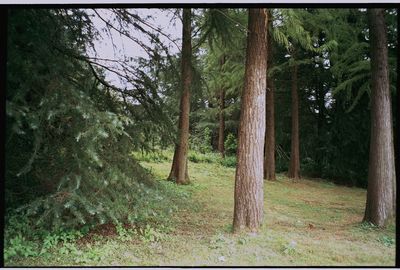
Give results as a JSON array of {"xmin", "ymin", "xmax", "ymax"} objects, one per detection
[
  {"xmin": 58, "ymin": 242, "xmax": 78, "ymax": 255},
  {"xmin": 74, "ymin": 245, "xmax": 103, "ymax": 264},
  {"xmin": 237, "ymin": 236, "xmax": 248, "ymax": 245},
  {"xmin": 138, "ymin": 224, "xmax": 165, "ymax": 243},
  {"xmin": 359, "ymin": 221, "xmax": 378, "ymax": 231},
  {"xmin": 115, "ymin": 222, "xmax": 136, "ymax": 242},
  {"xmin": 282, "ymin": 240, "xmax": 297, "ymax": 255},
  {"xmin": 4, "ymin": 235, "xmax": 39, "ymax": 260},
  {"xmin": 378, "ymin": 236, "xmax": 395, "ymax": 247}
]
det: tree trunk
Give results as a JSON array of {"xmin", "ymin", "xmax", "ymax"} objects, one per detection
[
  {"xmin": 264, "ymin": 12, "xmax": 276, "ymax": 181},
  {"xmin": 233, "ymin": 8, "xmax": 267, "ymax": 233},
  {"xmin": 168, "ymin": 8, "xmax": 192, "ymax": 185},
  {"xmin": 316, "ymin": 77, "xmax": 325, "ymax": 176},
  {"xmin": 363, "ymin": 8, "xmax": 396, "ymax": 227},
  {"xmin": 218, "ymin": 88, "xmax": 225, "ymax": 157},
  {"xmin": 218, "ymin": 55, "xmax": 226, "ymax": 158},
  {"xmin": 288, "ymin": 62, "xmax": 300, "ymax": 179}
]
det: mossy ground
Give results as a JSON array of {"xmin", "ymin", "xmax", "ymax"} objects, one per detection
[{"xmin": 7, "ymin": 152, "xmax": 395, "ymax": 266}]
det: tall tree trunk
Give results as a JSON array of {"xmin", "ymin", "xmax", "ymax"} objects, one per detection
[
  {"xmin": 218, "ymin": 88, "xmax": 225, "ymax": 157},
  {"xmin": 316, "ymin": 77, "xmax": 325, "ymax": 176},
  {"xmin": 168, "ymin": 8, "xmax": 192, "ymax": 185},
  {"xmin": 233, "ymin": 8, "xmax": 267, "ymax": 233},
  {"xmin": 288, "ymin": 62, "xmax": 300, "ymax": 179},
  {"xmin": 264, "ymin": 12, "xmax": 276, "ymax": 181},
  {"xmin": 363, "ymin": 8, "xmax": 396, "ymax": 227},
  {"xmin": 218, "ymin": 55, "xmax": 226, "ymax": 158}
]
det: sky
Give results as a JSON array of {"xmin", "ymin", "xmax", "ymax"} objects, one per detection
[{"xmin": 86, "ymin": 9, "xmax": 182, "ymax": 88}]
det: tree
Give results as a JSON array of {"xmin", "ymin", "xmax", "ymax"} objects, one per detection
[
  {"xmin": 288, "ymin": 55, "xmax": 301, "ymax": 180},
  {"xmin": 6, "ymin": 9, "xmax": 185, "ymax": 229},
  {"xmin": 268, "ymin": 9, "xmax": 316, "ymax": 180},
  {"xmin": 233, "ymin": 8, "xmax": 267, "ymax": 233},
  {"xmin": 168, "ymin": 8, "xmax": 192, "ymax": 184},
  {"xmin": 363, "ymin": 8, "xmax": 396, "ymax": 227},
  {"xmin": 264, "ymin": 12, "xmax": 276, "ymax": 180},
  {"xmin": 194, "ymin": 8, "xmax": 247, "ymax": 157},
  {"xmin": 217, "ymin": 55, "xmax": 226, "ymax": 157}
]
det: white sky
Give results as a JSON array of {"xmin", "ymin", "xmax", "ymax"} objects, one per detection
[{"xmin": 86, "ymin": 9, "xmax": 182, "ymax": 88}]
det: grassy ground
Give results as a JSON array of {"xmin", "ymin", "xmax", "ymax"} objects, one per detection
[{"xmin": 7, "ymin": 153, "xmax": 395, "ymax": 266}]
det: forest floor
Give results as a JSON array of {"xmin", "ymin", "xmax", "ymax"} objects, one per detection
[{"xmin": 8, "ymin": 152, "xmax": 396, "ymax": 266}]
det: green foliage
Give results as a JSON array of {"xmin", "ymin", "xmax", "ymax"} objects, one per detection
[
  {"xmin": 115, "ymin": 222, "xmax": 137, "ymax": 242},
  {"xmin": 219, "ymin": 156, "xmax": 237, "ymax": 168},
  {"xmin": 138, "ymin": 224, "xmax": 166, "ymax": 243},
  {"xmin": 132, "ymin": 151, "xmax": 170, "ymax": 163},
  {"xmin": 4, "ymin": 235, "xmax": 39, "ymax": 260},
  {"xmin": 378, "ymin": 236, "xmax": 395, "ymax": 248},
  {"xmin": 5, "ymin": 8, "xmax": 190, "ymax": 236},
  {"xmin": 4, "ymin": 212, "xmax": 87, "ymax": 261},
  {"xmin": 224, "ymin": 133, "xmax": 237, "ymax": 155},
  {"xmin": 188, "ymin": 151, "xmax": 220, "ymax": 163},
  {"xmin": 359, "ymin": 221, "xmax": 378, "ymax": 231},
  {"xmin": 190, "ymin": 127, "xmax": 213, "ymax": 153},
  {"xmin": 74, "ymin": 244, "xmax": 104, "ymax": 264},
  {"xmin": 281, "ymin": 240, "xmax": 297, "ymax": 255}
]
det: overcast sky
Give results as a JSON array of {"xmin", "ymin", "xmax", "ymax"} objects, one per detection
[{"xmin": 86, "ymin": 8, "xmax": 182, "ymax": 87}]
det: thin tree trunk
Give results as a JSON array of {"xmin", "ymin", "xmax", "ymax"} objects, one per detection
[
  {"xmin": 316, "ymin": 77, "xmax": 325, "ymax": 176},
  {"xmin": 233, "ymin": 8, "xmax": 267, "ymax": 233},
  {"xmin": 168, "ymin": 8, "xmax": 192, "ymax": 185},
  {"xmin": 218, "ymin": 55, "xmax": 226, "ymax": 158},
  {"xmin": 218, "ymin": 88, "xmax": 225, "ymax": 157},
  {"xmin": 363, "ymin": 8, "xmax": 396, "ymax": 227},
  {"xmin": 264, "ymin": 12, "xmax": 276, "ymax": 181},
  {"xmin": 288, "ymin": 62, "xmax": 300, "ymax": 180}
]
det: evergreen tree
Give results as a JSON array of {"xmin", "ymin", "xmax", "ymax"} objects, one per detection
[
  {"xmin": 264, "ymin": 10, "xmax": 276, "ymax": 180},
  {"xmin": 168, "ymin": 8, "xmax": 192, "ymax": 184},
  {"xmin": 6, "ymin": 8, "xmax": 187, "ymax": 229},
  {"xmin": 233, "ymin": 8, "xmax": 267, "ymax": 233},
  {"xmin": 363, "ymin": 8, "xmax": 396, "ymax": 227}
]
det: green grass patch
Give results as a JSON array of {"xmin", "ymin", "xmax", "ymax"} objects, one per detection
[{"xmin": 6, "ymin": 153, "xmax": 395, "ymax": 266}]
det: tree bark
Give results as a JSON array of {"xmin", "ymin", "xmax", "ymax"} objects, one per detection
[
  {"xmin": 233, "ymin": 8, "xmax": 267, "ymax": 233},
  {"xmin": 218, "ymin": 89, "xmax": 225, "ymax": 157},
  {"xmin": 363, "ymin": 8, "xmax": 396, "ymax": 227},
  {"xmin": 168, "ymin": 8, "xmax": 192, "ymax": 185},
  {"xmin": 264, "ymin": 12, "xmax": 276, "ymax": 181},
  {"xmin": 218, "ymin": 55, "xmax": 226, "ymax": 158},
  {"xmin": 288, "ymin": 61, "xmax": 300, "ymax": 180},
  {"xmin": 316, "ymin": 76, "xmax": 325, "ymax": 176}
]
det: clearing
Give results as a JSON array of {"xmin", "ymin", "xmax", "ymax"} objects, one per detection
[{"xmin": 7, "ymin": 155, "xmax": 396, "ymax": 266}]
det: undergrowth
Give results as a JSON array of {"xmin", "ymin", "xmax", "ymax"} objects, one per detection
[{"xmin": 4, "ymin": 166, "xmax": 193, "ymax": 262}]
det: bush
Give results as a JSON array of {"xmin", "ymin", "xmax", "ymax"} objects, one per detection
[
  {"xmin": 220, "ymin": 156, "xmax": 236, "ymax": 168},
  {"xmin": 224, "ymin": 134, "xmax": 237, "ymax": 155},
  {"xmin": 132, "ymin": 151, "xmax": 170, "ymax": 163},
  {"xmin": 188, "ymin": 151, "xmax": 220, "ymax": 164}
]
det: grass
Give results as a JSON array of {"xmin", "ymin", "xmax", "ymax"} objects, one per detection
[{"xmin": 6, "ymin": 150, "xmax": 395, "ymax": 266}]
